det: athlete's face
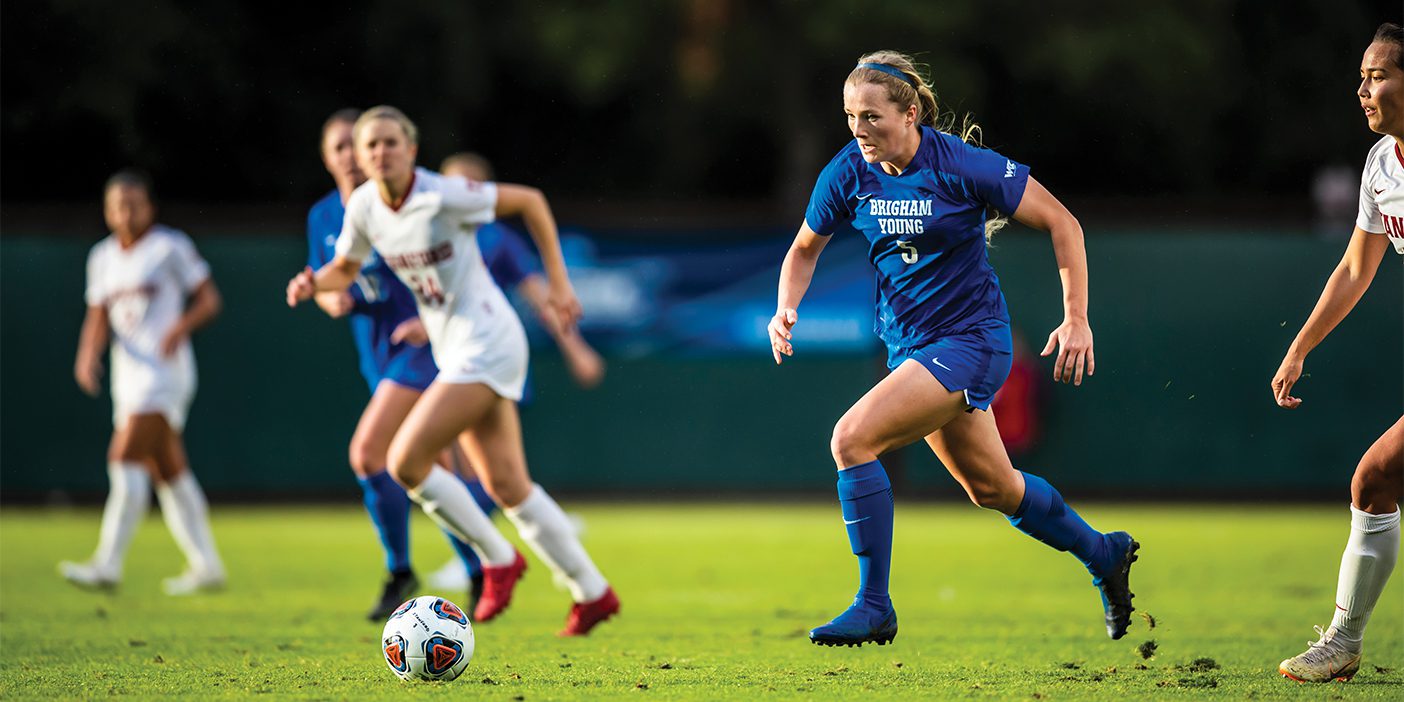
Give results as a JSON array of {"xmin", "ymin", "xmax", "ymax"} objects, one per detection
[
  {"xmin": 355, "ymin": 118, "xmax": 418, "ymax": 185},
  {"xmin": 103, "ymin": 184, "xmax": 155, "ymax": 240},
  {"xmin": 321, "ymin": 120, "xmax": 364, "ymax": 189},
  {"xmin": 1359, "ymin": 41, "xmax": 1404, "ymax": 138},
  {"xmin": 843, "ymin": 81, "xmax": 918, "ymax": 167}
]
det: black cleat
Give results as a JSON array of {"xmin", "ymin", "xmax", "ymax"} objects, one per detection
[
  {"xmin": 465, "ymin": 572, "xmax": 484, "ymax": 622},
  {"xmin": 367, "ymin": 570, "xmax": 419, "ymax": 622},
  {"xmin": 1094, "ymin": 532, "xmax": 1139, "ymax": 640}
]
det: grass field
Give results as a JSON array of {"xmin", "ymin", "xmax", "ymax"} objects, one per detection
[{"xmin": 1, "ymin": 502, "xmax": 1400, "ymax": 700}]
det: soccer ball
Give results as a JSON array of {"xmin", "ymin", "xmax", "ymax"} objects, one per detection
[{"xmin": 381, "ymin": 595, "xmax": 475, "ymax": 681}]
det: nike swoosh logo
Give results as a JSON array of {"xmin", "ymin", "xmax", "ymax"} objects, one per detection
[
  {"xmin": 932, "ymin": 358, "xmax": 953, "ymax": 371},
  {"xmin": 843, "ymin": 517, "xmax": 870, "ymax": 525},
  {"xmin": 856, "ymin": 193, "xmax": 874, "ymax": 200},
  {"xmin": 1375, "ymin": 188, "xmax": 1387, "ymax": 195}
]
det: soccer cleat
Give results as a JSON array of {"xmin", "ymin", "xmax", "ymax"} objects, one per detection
[
  {"xmin": 58, "ymin": 560, "xmax": 119, "ymax": 591},
  {"xmin": 428, "ymin": 557, "xmax": 470, "ymax": 591},
  {"xmin": 809, "ymin": 599, "xmax": 898, "ymax": 647},
  {"xmin": 367, "ymin": 570, "xmax": 418, "ymax": 621},
  {"xmin": 1279, "ymin": 626, "xmax": 1362, "ymax": 683},
  {"xmin": 559, "ymin": 587, "xmax": 620, "ymax": 636},
  {"xmin": 162, "ymin": 568, "xmax": 226, "ymax": 596},
  {"xmin": 474, "ymin": 551, "xmax": 527, "ymax": 623},
  {"xmin": 1093, "ymin": 531, "xmax": 1139, "ymax": 640}
]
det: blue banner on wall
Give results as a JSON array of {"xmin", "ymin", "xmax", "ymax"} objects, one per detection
[{"xmin": 514, "ymin": 228, "xmax": 882, "ymax": 358}]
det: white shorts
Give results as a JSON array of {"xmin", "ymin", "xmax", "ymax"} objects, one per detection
[
  {"xmin": 431, "ymin": 320, "xmax": 529, "ymax": 401},
  {"xmin": 111, "ymin": 350, "xmax": 197, "ymax": 432},
  {"xmin": 113, "ymin": 381, "xmax": 195, "ymax": 432}
]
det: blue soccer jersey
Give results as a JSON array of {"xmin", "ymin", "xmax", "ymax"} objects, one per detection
[
  {"xmin": 805, "ymin": 126, "xmax": 1030, "ymax": 361},
  {"xmin": 477, "ymin": 223, "xmax": 541, "ymax": 291},
  {"xmin": 306, "ymin": 190, "xmax": 438, "ymax": 393}
]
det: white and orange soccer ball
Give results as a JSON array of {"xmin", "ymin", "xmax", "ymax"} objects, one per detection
[{"xmin": 381, "ymin": 595, "xmax": 475, "ymax": 681}]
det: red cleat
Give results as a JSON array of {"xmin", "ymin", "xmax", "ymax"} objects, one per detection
[
  {"xmin": 559, "ymin": 586, "xmax": 620, "ymax": 636},
  {"xmin": 474, "ymin": 551, "xmax": 526, "ymax": 623}
]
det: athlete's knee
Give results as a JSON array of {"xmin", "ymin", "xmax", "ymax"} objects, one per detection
[
  {"xmin": 347, "ymin": 433, "xmax": 388, "ymax": 478},
  {"xmin": 1351, "ymin": 449, "xmax": 1403, "ymax": 510},
  {"xmin": 385, "ymin": 436, "xmax": 433, "ymax": 488},
  {"xmin": 481, "ymin": 475, "xmax": 530, "ymax": 509},
  {"xmin": 830, "ymin": 419, "xmax": 876, "ymax": 467}
]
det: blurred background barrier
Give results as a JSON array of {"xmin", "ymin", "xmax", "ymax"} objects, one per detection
[{"xmin": 3, "ymin": 227, "xmax": 1397, "ymax": 501}]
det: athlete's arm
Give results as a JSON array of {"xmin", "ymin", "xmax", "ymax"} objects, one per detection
[
  {"xmin": 160, "ymin": 279, "xmax": 222, "ymax": 357},
  {"xmin": 514, "ymin": 273, "xmax": 606, "ymax": 387},
  {"xmin": 770, "ymin": 223, "xmax": 831, "ymax": 364},
  {"xmin": 1012, "ymin": 176, "xmax": 1093, "ymax": 386},
  {"xmin": 286, "ymin": 256, "xmax": 361, "ymax": 308},
  {"xmin": 495, "ymin": 184, "xmax": 581, "ymax": 328},
  {"xmin": 1272, "ymin": 227, "xmax": 1390, "ymax": 409},
  {"xmin": 74, "ymin": 304, "xmax": 110, "ymax": 397}
]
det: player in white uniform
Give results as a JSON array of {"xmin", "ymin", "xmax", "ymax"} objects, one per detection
[
  {"xmin": 61, "ymin": 171, "xmax": 227, "ymax": 595},
  {"xmin": 286, "ymin": 106, "xmax": 619, "ymax": 635},
  {"xmin": 1273, "ymin": 22, "xmax": 1403, "ymax": 683}
]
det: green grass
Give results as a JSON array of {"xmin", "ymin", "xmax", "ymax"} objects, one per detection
[{"xmin": 1, "ymin": 503, "xmax": 1400, "ymax": 700}]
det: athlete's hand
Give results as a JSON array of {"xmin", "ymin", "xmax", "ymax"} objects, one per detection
[
  {"xmin": 390, "ymin": 317, "xmax": 429, "ymax": 347},
  {"xmin": 286, "ymin": 266, "xmax": 316, "ymax": 307},
  {"xmin": 74, "ymin": 354, "xmax": 104, "ymax": 397},
  {"xmin": 159, "ymin": 323, "xmax": 188, "ymax": 357},
  {"xmin": 547, "ymin": 281, "xmax": 583, "ymax": 330},
  {"xmin": 1271, "ymin": 353, "xmax": 1305, "ymax": 409},
  {"xmin": 315, "ymin": 291, "xmax": 355, "ymax": 318},
  {"xmin": 1041, "ymin": 315, "xmax": 1094, "ymax": 385},
  {"xmin": 768, "ymin": 308, "xmax": 798, "ymax": 364}
]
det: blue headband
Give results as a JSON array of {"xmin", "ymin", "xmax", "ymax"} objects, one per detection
[{"xmin": 857, "ymin": 62, "xmax": 917, "ymax": 89}]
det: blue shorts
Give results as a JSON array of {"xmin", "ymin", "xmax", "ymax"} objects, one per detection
[
  {"xmin": 364, "ymin": 344, "xmax": 439, "ymax": 394},
  {"xmin": 891, "ymin": 320, "xmax": 1012, "ymax": 411}
]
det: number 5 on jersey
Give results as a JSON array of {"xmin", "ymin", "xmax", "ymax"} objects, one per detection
[{"xmin": 897, "ymin": 240, "xmax": 919, "ymax": 264}]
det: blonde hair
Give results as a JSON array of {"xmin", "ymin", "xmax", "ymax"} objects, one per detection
[
  {"xmin": 353, "ymin": 105, "xmax": 419, "ymax": 146},
  {"xmin": 849, "ymin": 51, "xmax": 1008, "ymax": 243}
]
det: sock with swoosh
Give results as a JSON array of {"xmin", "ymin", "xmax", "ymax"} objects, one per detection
[
  {"xmin": 837, "ymin": 460, "xmax": 894, "ymax": 611},
  {"xmin": 1007, "ymin": 471, "xmax": 1111, "ymax": 576}
]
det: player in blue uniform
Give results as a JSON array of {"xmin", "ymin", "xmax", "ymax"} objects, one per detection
[
  {"xmin": 307, "ymin": 110, "xmax": 496, "ymax": 620},
  {"xmin": 768, "ymin": 52, "xmax": 1139, "ymax": 647}
]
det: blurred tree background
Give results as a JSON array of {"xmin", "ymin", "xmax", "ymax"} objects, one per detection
[{"xmin": 1, "ymin": 0, "xmax": 1398, "ymax": 219}]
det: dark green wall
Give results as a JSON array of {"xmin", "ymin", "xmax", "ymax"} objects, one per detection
[{"xmin": 2, "ymin": 231, "xmax": 1398, "ymax": 500}]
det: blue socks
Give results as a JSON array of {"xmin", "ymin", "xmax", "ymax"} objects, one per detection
[
  {"xmin": 836, "ymin": 460, "xmax": 895, "ymax": 610},
  {"xmin": 359, "ymin": 470, "xmax": 412, "ymax": 574},
  {"xmin": 1007, "ymin": 471, "xmax": 1111, "ymax": 576}
]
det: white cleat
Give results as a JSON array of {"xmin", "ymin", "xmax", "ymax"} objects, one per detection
[
  {"xmin": 162, "ymin": 568, "xmax": 226, "ymax": 596},
  {"xmin": 1279, "ymin": 625, "xmax": 1361, "ymax": 683},
  {"xmin": 59, "ymin": 560, "xmax": 119, "ymax": 591},
  {"xmin": 427, "ymin": 558, "xmax": 470, "ymax": 591}
]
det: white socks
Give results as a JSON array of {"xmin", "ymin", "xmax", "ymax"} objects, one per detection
[
  {"xmin": 407, "ymin": 466, "xmax": 516, "ymax": 566},
  {"xmin": 1328, "ymin": 505, "xmax": 1400, "ymax": 644},
  {"xmin": 155, "ymin": 471, "xmax": 225, "ymax": 577},
  {"xmin": 505, "ymin": 484, "xmax": 608, "ymax": 603},
  {"xmin": 92, "ymin": 461, "xmax": 151, "ymax": 575}
]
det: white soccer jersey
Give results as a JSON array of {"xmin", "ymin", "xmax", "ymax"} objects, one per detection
[
  {"xmin": 84, "ymin": 225, "xmax": 209, "ymax": 429},
  {"xmin": 1356, "ymin": 135, "xmax": 1404, "ymax": 255},
  {"xmin": 336, "ymin": 168, "xmax": 529, "ymax": 398}
]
